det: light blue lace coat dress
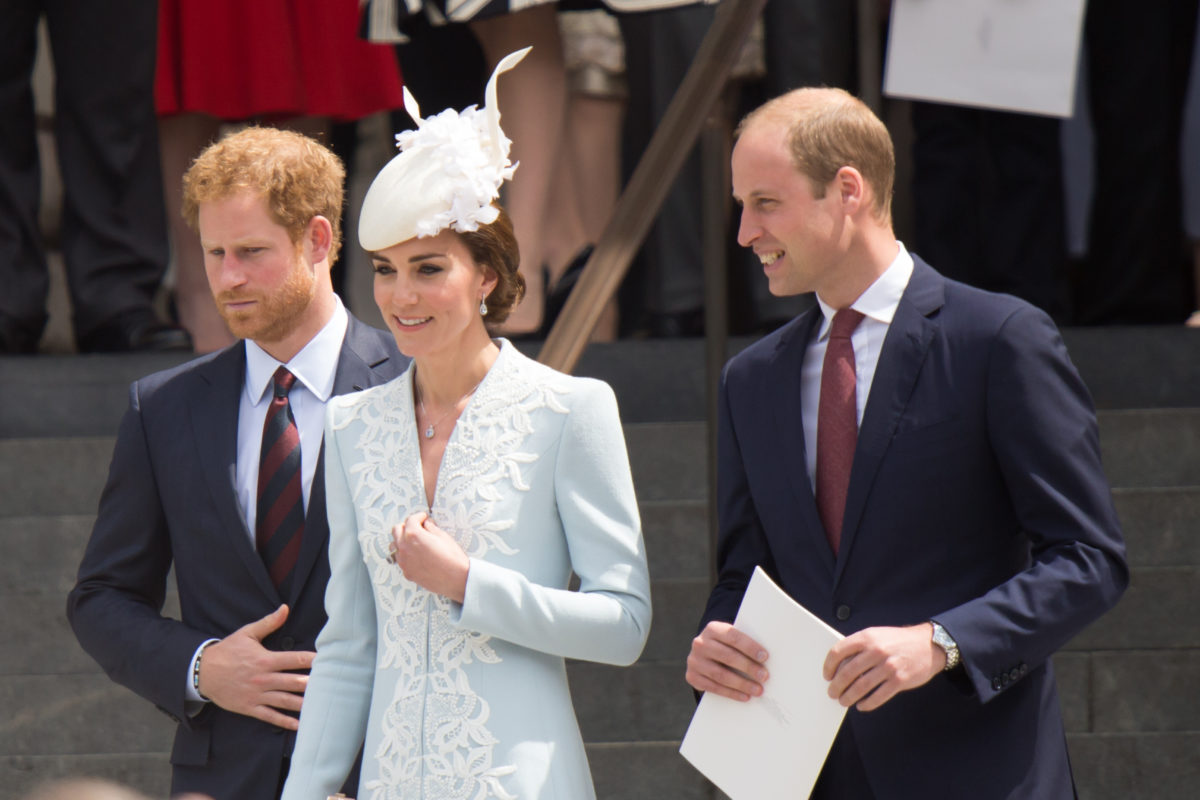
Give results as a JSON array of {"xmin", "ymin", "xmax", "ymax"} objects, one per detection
[{"xmin": 281, "ymin": 341, "xmax": 652, "ymax": 800}]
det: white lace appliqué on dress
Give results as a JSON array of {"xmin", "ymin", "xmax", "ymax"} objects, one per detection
[{"xmin": 334, "ymin": 355, "xmax": 570, "ymax": 800}]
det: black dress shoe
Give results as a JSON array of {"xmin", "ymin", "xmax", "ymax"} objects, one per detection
[
  {"xmin": 77, "ymin": 310, "xmax": 193, "ymax": 353},
  {"xmin": 538, "ymin": 245, "xmax": 594, "ymax": 339}
]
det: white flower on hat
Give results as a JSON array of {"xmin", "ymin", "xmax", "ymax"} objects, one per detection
[{"xmin": 358, "ymin": 47, "xmax": 529, "ymax": 251}]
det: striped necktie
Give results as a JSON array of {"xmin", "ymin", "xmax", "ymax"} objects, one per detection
[{"xmin": 257, "ymin": 367, "xmax": 304, "ymax": 592}]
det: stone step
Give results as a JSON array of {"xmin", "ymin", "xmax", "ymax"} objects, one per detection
[
  {"xmin": 0, "ymin": 587, "xmax": 180, "ymax": 677},
  {"xmin": 0, "ymin": 674, "xmax": 174, "ymax": 757},
  {"xmin": 586, "ymin": 741, "xmax": 714, "ymax": 800},
  {"xmin": 8, "ymin": 733, "xmax": 1198, "ymax": 800},
  {"xmin": 6, "ymin": 510, "xmax": 1193, "ymax": 678},
  {"xmin": 4, "ymin": 408, "xmax": 1194, "ymax": 518},
  {"xmin": 8, "ymin": 484, "xmax": 1191, "ymax": 598},
  {"xmin": 1099, "ymin": 409, "xmax": 1200, "ymax": 488},
  {"xmin": 0, "ymin": 515, "xmax": 94, "ymax": 594},
  {"xmin": 1066, "ymin": 566, "xmax": 1200, "ymax": 651},
  {"xmin": 0, "ymin": 416, "xmax": 1180, "ymax": 527},
  {"xmin": 0, "ymin": 670, "xmax": 709, "ymax": 798},
  {"xmin": 1, "ymin": 504, "xmax": 710, "ymax": 594},
  {"xmin": 1053, "ymin": 651, "xmax": 1200, "ymax": 734},
  {"xmin": 3, "ymin": 577, "xmax": 701, "ymax": 678},
  {"xmin": 1, "ymin": 746, "xmax": 717, "ymax": 800},
  {"xmin": 1111, "ymin": 487, "xmax": 1200, "ymax": 567},
  {"xmin": 0, "ymin": 421, "xmax": 714, "ymax": 518},
  {"xmin": 1067, "ymin": 732, "xmax": 1200, "ymax": 800},
  {"xmin": 1, "ymin": 754, "xmax": 171, "ymax": 800},
  {"xmin": 641, "ymin": 500, "xmax": 710, "ymax": 580},
  {"xmin": 569, "ymin": 662, "xmax": 694, "ymax": 744},
  {"xmin": 0, "ymin": 438, "xmax": 113, "ymax": 519},
  {"xmin": 641, "ymin": 578, "xmax": 709, "ymax": 663},
  {"xmin": 3, "ymin": 327, "xmax": 1198, "ymax": 437},
  {"xmin": 0, "ymin": 353, "xmax": 188, "ymax": 440}
]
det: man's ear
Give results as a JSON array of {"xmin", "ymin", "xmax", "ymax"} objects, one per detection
[
  {"xmin": 307, "ymin": 215, "xmax": 334, "ymax": 264},
  {"xmin": 835, "ymin": 166, "xmax": 866, "ymax": 216}
]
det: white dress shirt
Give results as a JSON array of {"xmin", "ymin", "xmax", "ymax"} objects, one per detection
[
  {"xmin": 801, "ymin": 243, "xmax": 914, "ymax": 491},
  {"xmin": 186, "ymin": 297, "xmax": 349, "ymax": 705},
  {"xmin": 235, "ymin": 298, "xmax": 349, "ymax": 541}
]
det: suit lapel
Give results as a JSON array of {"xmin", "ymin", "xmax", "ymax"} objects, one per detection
[
  {"xmin": 769, "ymin": 309, "xmax": 834, "ymax": 565},
  {"xmin": 833, "ymin": 259, "xmax": 945, "ymax": 585},
  {"xmin": 289, "ymin": 315, "xmax": 400, "ymax": 600},
  {"xmin": 190, "ymin": 346, "xmax": 281, "ymax": 604}
]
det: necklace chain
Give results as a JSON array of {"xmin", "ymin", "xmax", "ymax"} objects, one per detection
[{"xmin": 417, "ymin": 377, "xmax": 484, "ymax": 439}]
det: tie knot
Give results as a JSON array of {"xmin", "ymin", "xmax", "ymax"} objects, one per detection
[
  {"xmin": 829, "ymin": 308, "xmax": 865, "ymax": 340},
  {"xmin": 272, "ymin": 367, "xmax": 296, "ymax": 398}
]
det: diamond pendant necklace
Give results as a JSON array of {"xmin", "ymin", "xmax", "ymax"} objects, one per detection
[{"xmin": 417, "ymin": 377, "xmax": 484, "ymax": 439}]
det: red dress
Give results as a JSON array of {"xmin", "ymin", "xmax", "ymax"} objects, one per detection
[{"xmin": 157, "ymin": 0, "xmax": 405, "ymax": 120}]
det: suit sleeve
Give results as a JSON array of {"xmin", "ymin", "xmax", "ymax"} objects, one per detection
[
  {"xmin": 936, "ymin": 306, "xmax": 1129, "ymax": 701},
  {"xmin": 66, "ymin": 381, "xmax": 210, "ymax": 723},
  {"xmin": 699, "ymin": 363, "xmax": 778, "ymax": 629},
  {"xmin": 452, "ymin": 380, "xmax": 652, "ymax": 667},
  {"xmin": 282, "ymin": 405, "xmax": 377, "ymax": 800}
]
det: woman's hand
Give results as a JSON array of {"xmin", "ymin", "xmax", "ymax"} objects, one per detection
[{"xmin": 389, "ymin": 512, "xmax": 470, "ymax": 603}]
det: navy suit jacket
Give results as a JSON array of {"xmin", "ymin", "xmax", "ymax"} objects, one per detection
[
  {"xmin": 700, "ymin": 258, "xmax": 1128, "ymax": 798},
  {"xmin": 68, "ymin": 314, "xmax": 406, "ymax": 800}
]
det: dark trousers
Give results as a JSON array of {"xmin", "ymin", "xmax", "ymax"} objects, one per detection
[
  {"xmin": 1075, "ymin": 0, "xmax": 1199, "ymax": 324},
  {"xmin": 0, "ymin": 0, "xmax": 167, "ymax": 343},
  {"xmin": 911, "ymin": 102, "xmax": 1069, "ymax": 322},
  {"xmin": 809, "ymin": 720, "xmax": 876, "ymax": 800},
  {"xmin": 618, "ymin": 5, "xmax": 714, "ymax": 323}
]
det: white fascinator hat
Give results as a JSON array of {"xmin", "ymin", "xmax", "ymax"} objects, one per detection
[{"xmin": 358, "ymin": 47, "xmax": 530, "ymax": 252}]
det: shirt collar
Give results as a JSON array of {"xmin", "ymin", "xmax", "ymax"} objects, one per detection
[
  {"xmin": 244, "ymin": 296, "xmax": 350, "ymax": 405},
  {"xmin": 816, "ymin": 242, "xmax": 914, "ymax": 339}
]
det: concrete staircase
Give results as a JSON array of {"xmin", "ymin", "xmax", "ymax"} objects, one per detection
[{"xmin": 1, "ymin": 331, "xmax": 1198, "ymax": 799}]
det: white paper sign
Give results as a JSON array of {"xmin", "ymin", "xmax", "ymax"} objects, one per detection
[
  {"xmin": 883, "ymin": 0, "xmax": 1087, "ymax": 117},
  {"xmin": 680, "ymin": 567, "xmax": 847, "ymax": 800}
]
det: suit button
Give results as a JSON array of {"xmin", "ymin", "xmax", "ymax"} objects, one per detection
[
  {"xmin": 280, "ymin": 636, "xmax": 295, "ymax": 650},
  {"xmin": 992, "ymin": 677, "xmax": 1002, "ymax": 691},
  {"xmin": 835, "ymin": 605, "xmax": 851, "ymax": 621},
  {"xmin": 1009, "ymin": 667, "xmax": 1020, "ymax": 681}
]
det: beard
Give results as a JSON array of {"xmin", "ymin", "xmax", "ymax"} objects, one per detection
[{"xmin": 214, "ymin": 257, "xmax": 317, "ymax": 344}]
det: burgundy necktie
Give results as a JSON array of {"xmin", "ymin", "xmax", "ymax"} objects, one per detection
[
  {"xmin": 257, "ymin": 367, "xmax": 304, "ymax": 592},
  {"xmin": 816, "ymin": 309, "xmax": 864, "ymax": 554}
]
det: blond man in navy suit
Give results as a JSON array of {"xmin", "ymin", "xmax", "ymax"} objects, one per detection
[{"xmin": 687, "ymin": 88, "xmax": 1127, "ymax": 798}]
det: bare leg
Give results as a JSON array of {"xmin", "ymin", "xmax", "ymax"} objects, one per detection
[
  {"xmin": 568, "ymin": 94, "xmax": 623, "ymax": 245},
  {"xmin": 471, "ymin": 5, "xmax": 567, "ymax": 334},
  {"xmin": 159, "ymin": 113, "xmax": 232, "ymax": 352},
  {"xmin": 543, "ymin": 124, "xmax": 588, "ymax": 289},
  {"xmin": 564, "ymin": 93, "xmax": 624, "ymax": 340}
]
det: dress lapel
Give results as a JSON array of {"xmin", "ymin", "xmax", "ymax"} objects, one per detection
[
  {"xmin": 833, "ymin": 260, "xmax": 945, "ymax": 585},
  {"xmin": 190, "ymin": 346, "xmax": 281, "ymax": 604}
]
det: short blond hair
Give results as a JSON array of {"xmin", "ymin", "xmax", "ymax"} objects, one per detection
[
  {"xmin": 736, "ymin": 87, "xmax": 894, "ymax": 222},
  {"xmin": 182, "ymin": 127, "xmax": 346, "ymax": 263}
]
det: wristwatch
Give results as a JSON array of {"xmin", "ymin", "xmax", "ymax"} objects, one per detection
[{"xmin": 930, "ymin": 621, "xmax": 960, "ymax": 671}]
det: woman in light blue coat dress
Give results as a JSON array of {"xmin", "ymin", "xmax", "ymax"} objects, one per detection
[{"xmin": 281, "ymin": 50, "xmax": 651, "ymax": 800}]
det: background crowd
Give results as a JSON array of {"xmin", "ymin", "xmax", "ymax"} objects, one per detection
[{"xmin": 3, "ymin": 0, "xmax": 1198, "ymax": 356}]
